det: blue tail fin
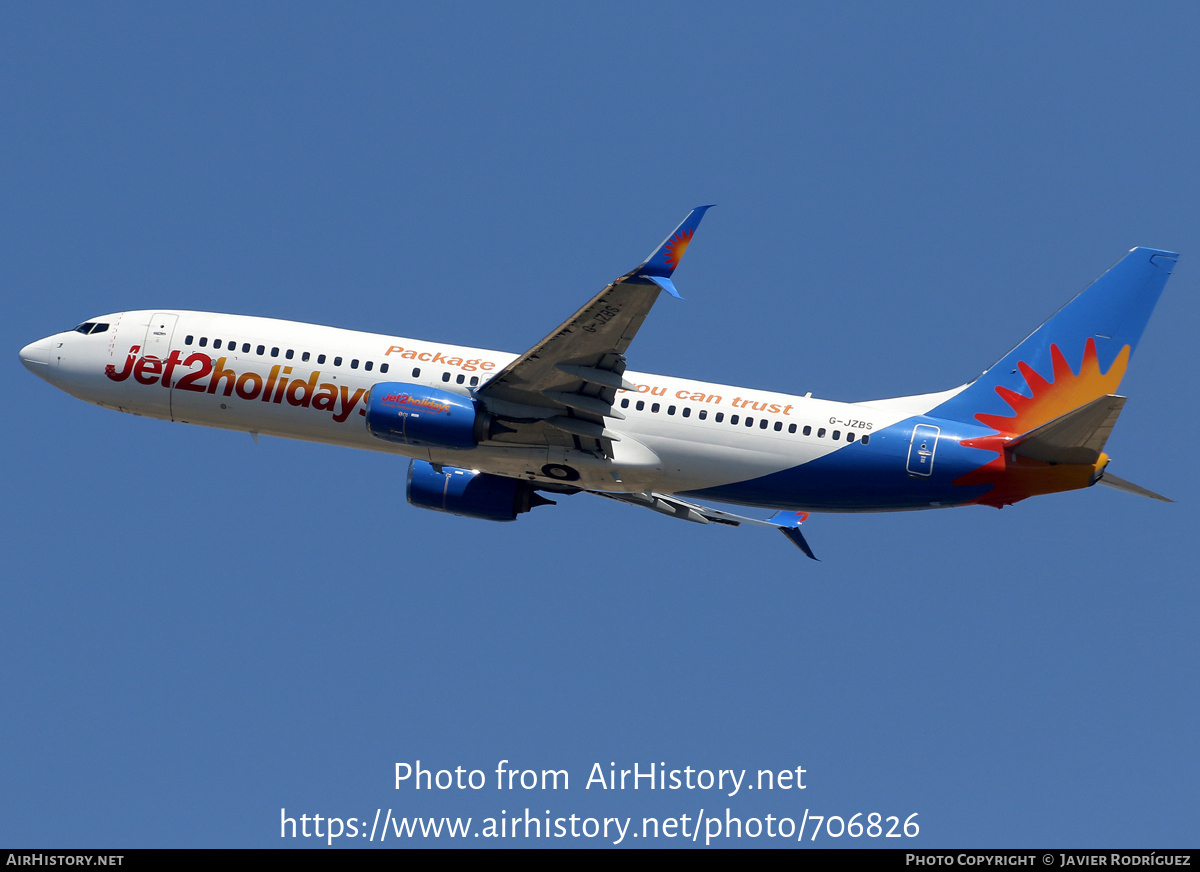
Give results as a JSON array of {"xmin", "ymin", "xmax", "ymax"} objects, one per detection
[{"xmin": 931, "ymin": 247, "xmax": 1177, "ymax": 432}]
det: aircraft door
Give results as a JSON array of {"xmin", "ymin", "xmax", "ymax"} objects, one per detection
[
  {"xmin": 143, "ymin": 313, "xmax": 177, "ymax": 360},
  {"xmin": 906, "ymin": 424, "xmax": 940, "ymax": 477},
  {"xmin": 140, "ymin": 313, "xmax": 178, "ymax": 420}
]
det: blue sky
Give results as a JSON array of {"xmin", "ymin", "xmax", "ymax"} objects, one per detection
[{"xmin": 3, "ymin": 2, "xmax": 1197, "ymax": 847}]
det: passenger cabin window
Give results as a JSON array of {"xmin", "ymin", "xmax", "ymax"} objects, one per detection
[
  {"xmin": 818, "ymin": 428, "xmax": 826, "ymax": 438},
  {"xmin": 715, "ymin": 412, "xmax": 723, "ymax": 422},
  {"xmin": 456, "ymin": 374, "xmax": 464, "ymax": 384},
  {"xmin": 242, "ymin": 343, "xmax": 250, "ymax": 353},
  {"xmin": 381, "ymin": 363, "xmax": 390, "ymax": 374},
  {"xmin": 351, "ymin": 359, "xmax": 359, "ymax": 370},
  {"xmin": 636, "ymin": 400, "xmax": 645, "ymax": 411},
  {"xmin": 803, "ymin": 425, "xmax": 812, "ymax": 436},
  {"xmin": 682, "ymin": 407, "xmax": 691, "ymax": 418},
  {"xmin": 411, "ymin": 367, "xmax": 420, "ymax": 377},
  {"xmin": 698, "ymin": 410, "xmax": 707, "ymax": 420},
  {"xmin": 730, "ymin": 415, "xmax": 739, "ymax": 425},
  {"xmin": 302, "ymin": 351, "xmax": 310, "ymax": 362},
  {"xmin": 667, "ymin": 405, "xmax": 676, "ymax": 415},
  {"xmin": 271, "ymin": 347, "xmax": 280, "ymax": 358},
  {"xmin": 257, "ymin": 345, "xmax": 265, "ymax": 355},
  {"xmin": 365, "ymin": 361, "xmax": 373, "ymax": 371},
  {"xmin": 468, "ymin": 375, "xmax": 477, "ymax": 385},
  {"xmin": 334, "ymin": 357, "xmax": 342, "ymax": 366},
  {"xmin": 862, "ymin": 435, "xmax": 870, "ymax": 445},
  {"xmin": 185, "ymin": 335, "xmax": 194, "ymax": 345},
  {"xmin": 199, "ymin": 337, "xmax": 208, "ymax": 347},
  {"xmin": 651, "ymin": 403, "xmax": 660, "ymax": 413},
  {"xmin": 213, "ymin": 339, "xmax": 222, "ymax": 349},
  {"xmin": 788, "ymin": 423, "xmax": 797, "ymax": 434},
  {"xmin": 318, "ymin": 354, "xmax": 326, "ymax": 364},
  {"xmin": 442, "ymin": 372, "xmax": 450, "ymax": 382},
  {"xmin": 774, "ymin": 421, "xmax": 782, "ymax": 431},
  {"xmin": 286, "ymin": 349, "xmax": 294, "ymax": 360},
  {"xmin": 621, "ymin": 398, "xmax": 630, "ymax": 409}
]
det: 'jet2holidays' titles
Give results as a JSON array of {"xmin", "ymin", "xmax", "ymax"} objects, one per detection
[{"xmin": 105, "ymin": 346, "xmax": 367, "ymax": 422}]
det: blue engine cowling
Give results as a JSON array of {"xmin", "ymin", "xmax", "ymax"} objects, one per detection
[
  {"xmin": 407, "ymin": 460, "xmax": 555, "ymax": 522},
  {"xmin": 366, "ymin": 383, "xmax": 490, "ymax": 449}
]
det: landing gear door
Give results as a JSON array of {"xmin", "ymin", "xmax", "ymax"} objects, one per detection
[{"xmin": 906, "ymin": 424, "xmax": 940, "ymax": 477}]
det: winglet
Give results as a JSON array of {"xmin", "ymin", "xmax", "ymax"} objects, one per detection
[
  {"xmin": 768, "ymin": 510, "xmax": 819, "ymax": 561},
  {"xmin": 632, "ymin": 206, "xmax": 714, "ymax": 293}
]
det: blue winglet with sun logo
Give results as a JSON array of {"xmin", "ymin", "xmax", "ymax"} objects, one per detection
[{"xmin": 630, "ymin": 205, "xmax": 714, "ymax": 298}]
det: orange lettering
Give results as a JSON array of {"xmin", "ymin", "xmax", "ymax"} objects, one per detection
[
  {"xmin": 312, "ymin": 383, "xmax": 338, "ymax": 411},
  {"xmin": 235, "ymin": 371, "xmax": 263, "ymax": 400},
  {"xmin": 333, "ymin": 386, "xmax": 367, "ymax": 423},
  {"xmin": 285, "ymin": 370, "xmax": 321, "ymax": 407},
  {"xmin": 207, "ymin": 357, "xmax": 237, "ymax": 396}
]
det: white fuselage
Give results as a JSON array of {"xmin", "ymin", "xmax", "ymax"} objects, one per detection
[{"xmin": 23, "ymin": 309, "xmax": 961, "ymax": 503}]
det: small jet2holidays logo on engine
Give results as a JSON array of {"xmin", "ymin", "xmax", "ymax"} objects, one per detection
[{"xmin": 381, "ymin": 392, "xmax": 452, "ymax": 415}]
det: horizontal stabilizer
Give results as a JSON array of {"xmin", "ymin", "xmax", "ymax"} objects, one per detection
[
  {"xmin": 1097, "ymin": 471, "xmax": 1173, "ymax": 502},
  {"xmin": 1010, "ymin": 394, "xmax": 1126, "ymax": 465}
]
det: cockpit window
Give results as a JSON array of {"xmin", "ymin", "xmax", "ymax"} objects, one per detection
[{"xmin": 73, "ymin": 322, "xmax": 109, "ymax": 335}]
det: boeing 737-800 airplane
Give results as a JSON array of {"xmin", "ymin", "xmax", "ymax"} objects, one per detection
[{"xmin": 19, "ymin": 208, "xmax": 1176, "ymax": 558}]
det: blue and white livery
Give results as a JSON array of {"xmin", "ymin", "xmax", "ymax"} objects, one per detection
[{"xmin": 19, "ymin": 209, "xmax": 1177, "ymax": 558}]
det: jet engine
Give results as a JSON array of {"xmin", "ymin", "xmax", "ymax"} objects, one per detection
[
  {"xmin": 366, "ymin": 383, "xmax": 493, "ymax": 449},
  {"xmin": 406, "ymin": 460, "xmax": 555, "ymax": 522}
]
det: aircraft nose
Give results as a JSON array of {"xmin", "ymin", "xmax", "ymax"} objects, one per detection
[{"xmin": 19, "ymin": 337, "xmax": 53, "ymax": 379}]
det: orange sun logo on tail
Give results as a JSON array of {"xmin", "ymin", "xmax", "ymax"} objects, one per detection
[
  {"xmin": 662, "ymin": 229, "xmax": 694, "ymax": 271},
  {"xmin": 956, "ymin": 338, "xmax": 1129, "ymax": 507}
]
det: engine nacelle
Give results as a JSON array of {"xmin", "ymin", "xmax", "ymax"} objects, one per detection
[
  {"xmin": 407, "ymin": 460, "xmax": 554, "ymax": 522},
  {"xmin": 365, "ymin": 383, "xmax": 489, "ymax": 449}
]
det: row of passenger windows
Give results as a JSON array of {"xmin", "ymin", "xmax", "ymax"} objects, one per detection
[
  {"xmin": 399, "ymin": 367, "xmax": 482, "ymax": 387},
  {"xmin": 425, "ymin": 368, "xmax": 480, "ymax": 387},
  {"xmin": 179, "ymin": 334, "xmax": 847, "ymax": 433},
  {"xmin": 184, "ymin": 335, "xmax": 390, "ymax": 374},
  {"xmin": 617, "ymin": 397, "xmax": 870, "ymax": 444},
  {"xmin": 182, "ymin": 335, "xmax": 494, "ymax": 388}
]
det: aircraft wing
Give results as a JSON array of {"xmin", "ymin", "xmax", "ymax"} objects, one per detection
[
  {"xmin": 474, "ymin": 206, "xmax": 712, "ymax": 456},
  {"xmin": 589, "ymin": 490, "xmax": 819, "ymax": 560}
]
